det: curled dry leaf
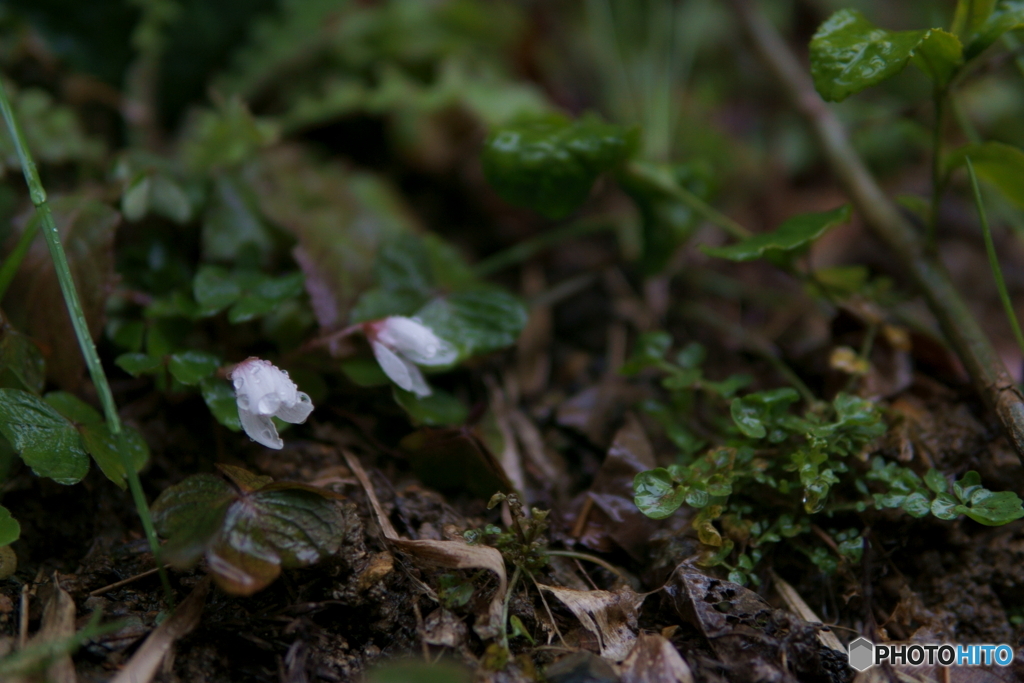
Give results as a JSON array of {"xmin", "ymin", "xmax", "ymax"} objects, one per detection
[
  {"xmin": 538, "ymin": 584, "xmax": 646, "ymax": 661},
  {"xmin": 619, "ymin": 633, "xmax": 694, "ymax": 683},
  {"xmin": 342, "ymin": 449, "xmax": 508, "ymax": 640},
  {"xmin": 10, "ymin": 575, "xmax": 77, "ymax": 683}
]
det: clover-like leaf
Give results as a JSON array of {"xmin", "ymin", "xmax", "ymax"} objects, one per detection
[
  {"xmin": 200, "ymin": 377, "xmax": 242, "ymax": 431},
  {"xmin": 931, "ymin": 492, "xmax": 960, "ymax": 520},
  {"xmin": 953, "ymin": 470, "xmax": 983, "ymax": 503},
  {"xmin": 0, "ymin": 388, "xmax": 89, "ymax": 485},
  {"xmin": 634, "ymin": 468, "xmax": 686, "ymax": 519},
  {"xmin": 703, "ymin": 205, "xmax": 851, "ymax": 263},
  {"xmin": 151, "ymin": 466, "xmax": 346, "ymax": 595},
  {"xmin": 481, "ymin": 114, "xmax": 638, "ymax": 218},
  {"xmin": 810, "ymin": 10, "xmax": 963, "ymax": 101},
  {"xmin": 730, "ymin": 388, "xmax": 800, "ymax": 440}
]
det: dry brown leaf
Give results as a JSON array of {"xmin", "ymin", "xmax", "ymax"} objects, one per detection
[
  {"xmin": 770, "ymin": 571, "xmax": 844, "ymax": 652},
  {"xmin": 110, "ymin": 577, "xmax": 210, "ymax": 683},
  {"xmin": 11, "ymin": 574, "xmax": 78, "ymax": 683},
  {"xmin": 342, "ymin": 449, "xmax": 508, "ymax": 640},
  {"xmin": 539, "ymin": 584, "xmax": 645, "ymax": 661},
  {"xmin": 619, "ymin": 633, "xmax": 694, "ymax": 683}
]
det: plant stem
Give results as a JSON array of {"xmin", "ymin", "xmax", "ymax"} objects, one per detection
[
  {"xmin": 0, "ymin": 213, "xmax": 39, "ymax": 301},
  {"xmin": 967, "ymin": 157, "xmax": 1024, "ymax": 358},
  {"xmin": 500, "ymin": 563, "xmax": 522, "ymax": 652},
  {"xmin": 731, "ymin": 0, "xmax": 1024, "ymax": 461},
  {"xmin": 622, "ymin": 160, "xmax": 752, "ymax": 241},
  {"xmin": 473, "ymin": 219, "xmax": 618, "ymax": 278},
  {"xmin": 0, "ymin": 79, "xmax": 174, "ymax": 605},
  {"xmin": 544, "ymin": 549, "xmax": 627, "ymax": 581},
  {"xmin": 928, "ymin": 89, "xmax": 945, "ymax": 248}
]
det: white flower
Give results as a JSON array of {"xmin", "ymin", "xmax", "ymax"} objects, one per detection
[
  {"xmin": 364, "ymin": 316, "xmax": 457, "ymax": 397},
  {"xmin": 230, "ymin": 358, "xmax": 314, "ymax": 449}
]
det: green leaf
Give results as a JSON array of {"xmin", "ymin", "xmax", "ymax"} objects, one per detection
[
  {"xmin": 901, "ymin": 492, "xmax": 931, "ymax": 517},
  {"xmin": 963, "ymin": 1, "xmax": 1024, "ymax": 58},
  {"xmin": 151, "ymin": 468, "xmax": 345, "ymax": 595},
  {"xmin": 481, "ymin": 114, "xmax": 638, "ymax": 218},
  {"xmin": 931, "ymin": 492, "xmax": 960, "ymax": 520},
  {"xmin": 193, "ymin": 265, "xmax": 243, "ymax": 315},
  {"xmin": 115, "ymin": 353, "xmax": 164, "ymax": 377},
  {"xmin": 702, "ymin": 205, "xmax": 851, "ymax": 263},
  {"xmin": 924, "ymin": 468, "xmax": 948, "ymax": 494},
  {"xmin": 953, "ymin": 470, "xmax": 983, "ymax": 503},
  {"xmin": 202, "ymin": 174, "xmax": 276, "ymax": 266},
  {"xmin": 0, "ymin": 325, "xmax": 45, "ymax": 394},
  {"xmin": 809, "ymin": 10, "xmax": 962, "ymax": 101},
  {"xmin": 730, "ymin": 388, "xmax": 800, "ymax": 439},
  {"xmin": 620, "ymin": 331, "xmax": 672, "ymax": 375},
  {"xmin": 634, "ymin": 468, "xmax": 686, "ymax": 519},
  {"xmin": 200, "ymin": 377, "xmax": 242, "ymax": 431},
  {"xmin": 181, "ymin": 97, "xmax": 279, "ymax": 173},
  {"xmin": 392, "ymin": 386, "xmax": 468, "ymax": 426},
  {"xmin": 0, "ymin": 388, "xmax": 89, "ymax": 485},
  {"xmin": 957, "ymin": 489, "xmax": 1024, "ymax": 525},
  {"xmin": 0, "ymin": 505, "xmax": 19, "ymax": 546},
  {"xmin": 954, "ymin": 0, "xmax": 998, "ymax": 38},
  {"xmin": 168, "ymin": 351, "xmax": 222, "ymax": 386},
  {"xmin": 227, "ymin": 272, "xmax": 306, "ymax": 323},
  {"xmin": 415, "ymin": 289, "xmax": 528, "ymax": 361},
  {"xmin": 946, "ymin": 142, "xmax": 1024, "ymax": 208},
  {"xmin": 80, "ymin": 423, "xmax": 149, "ymax": 490},
  {"xmin": 340, "ymin": 357, "xmax": 391, "ymax": 387},
  {"xmin": 44, "ymin": 391, "xmax": 101, "ymax": 425}
]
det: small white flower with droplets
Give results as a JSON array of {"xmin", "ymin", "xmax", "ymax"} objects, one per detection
[
  {"xmin": 230, "ymin": 358, "xmax": 314, "ymax": 449},
  {"xmin": 364, "ymin": 316, "xmax": 457, "ymax": 397}
]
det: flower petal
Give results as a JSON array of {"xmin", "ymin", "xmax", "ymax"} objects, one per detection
[
  {"xmin": 372, "ymin": 341, "xmax": 432, "ymax": 396},
  {"xmin": 275, "ymin": 392, "xmax": 315, "ymax": 424},
  {"xmin": 238, "ymin": 409, "xmax": 283, "ymax": 449},
  {"xmin": 378, "ymin": 316, "xmax": 457, "ymax": 366}
]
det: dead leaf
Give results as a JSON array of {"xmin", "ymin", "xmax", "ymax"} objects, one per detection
[
  {"xmin": 342, "ymin": 449, "xmax": 508, "ymax": 640},
  {"xmin": 539, "ymin": 584, "xmax": 645, "ymax": 661},
  {"xmin": 12, "ymin": 574, "xmax": 77, "ymax": 683},
  {"xmin": 770, "ymin": 571, "xmax": 844, "ymax": 653},
  {"xmin": 7, "ymin": 197, "xmax": 119, "ymax": 389},
  {"xmin": 619, "ymin": 633, "xmax": 694, "ymax": 683},
  {"xmin": 111, "ymin": 577, "xmax": 210, "ymax": 683}
]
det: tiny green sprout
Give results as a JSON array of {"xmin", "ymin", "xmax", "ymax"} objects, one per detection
[{"xmin": 466, "ymin": 492, "xmax": 551, "ymax": 573}]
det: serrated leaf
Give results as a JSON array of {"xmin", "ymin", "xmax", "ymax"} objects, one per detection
[
  {"xmin": 200, "ymin": 377, "xmax": 242, "ymax": 431},
  {"xmin": 151, "ymin": 468, "xmax": 346, "ymax": 595},
  {"xmin": 810, "ymin": 10, "xmax": 962, "ymax": 101},
  {"xmin": 0, "ymin": 388, "xmax": 89, "ymax": 484},
  {"xmin": 392, "ymin": 386, "xmax": 468, "ymax": 426},
  {"xmin": 415, "ymin": 289, "xmax": 527, "ymax": 362},
  {"xmin": 0, "ymin": 324, "xmax": 45, "ymax": 394},
  {"xmin": 168, "ymin": 351, "xmax": 222, "ymax": 385},
  {"xmin": 946, "ymin": 141, "xmax": 1024, "ymax": 208},
  {"xmin": 0, "ymin": 505, "xmax": 19, "ymax": 547},
  {"xmin": 703, "ymin": 205, "xmax": 851, "ymax": 262},
  {"xmin": 634, "ymin": 468, "xmax": 686, "ymax": 519},
  {"xmin": 115, "ymin": 353, "xmax": 164, "ymax": 377},
  {"xmin": 481, "ymin": 114, "xmax": 638, "ymax": 218}
]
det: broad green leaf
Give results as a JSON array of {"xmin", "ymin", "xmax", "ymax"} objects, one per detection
[
  {"xmin": 44, "ymin": 391, "xmax": 101, "ymax": 425},
  {"xmin": 193, "ymin": 265, "xmax": 243, "ymax": 315},
  {"xmin": 415, "ymin": 289, "xmax": 527, "ymax": 361},
  {"xmin": 810, "ymin": 10, "xmax": 962, "ymax": 101},
  {"xmin": 924, "ymin": 468, "xmax": 947, "ymax": 494},
  {"xmin": 957, "ymin": 489, "xmax": 1024, "ymax": 525},
  {"xmin": 730, "ymin": 388, "xmax": 800, "ymax": 440},
  {"xmin": 0, "ymin": 388, "xmax": 89, "ymax": 485},
  {"xmin": 702, "ymin": 205, "xmax": 851, "ymax": 263},
  {"xmin": 481, "ymin": 114, "xmax": 638, "ymax": 218},
  {"xmin": 946, "ymin": 141, "xmax": 1024, "ymax": 208},
  {"xmin": 228, "ymin": 272, "xmax": 305, "ymax": 323},
  {"xmin": 634, "ymin": 468, "xmax": 686, "ymax": 519},
  {"xmin": 115, "ymin": 353, "xmax": 164, "ymax": 377},
  {"xmin": 152, "ymin": 468, "xmax": 346, "ymax": 595},
  {"xmin": 963, "ymin": 1, "xmax": 1024, "ymax": 58},
  {"xmin": 0, "ymin": 505, "xmax": 19, "ymax": 546},
  {"xmin": 392, "ymin": 387, "xmax": 468, "ymax": 426},
  {"xmin": 200, "ymin": 377, "xmax": 242, "ymax": 431},
  {"xmin": 0, "ymin": 325, "xmax": 45, "ymax": 394},
  {"xmin": 168, "ymin": 351, "xmax": 222, "ymax": 385},
  {"xmin": 80, "ymin": 423, "xmax": 150, "ymax": 489}
]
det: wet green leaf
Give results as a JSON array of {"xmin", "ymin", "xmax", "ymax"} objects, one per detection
[
  {"xmin": 957, "ymin": 489, "xmax": 1024, "ymax": 525},
  {"xmin": 634, "ymin": 468, "xmax": 686, "ymax": 519},
  {"xmin": 0, "ymin": 388, "xmax": 89, "ymax": 485},
  {"xmin": 115, "ymin": 353, "xmax": 164, "ymax": 377},
  {"xmin": 703, "ymin": 205, "xmax": 851, "ymax": 263},
  {"xmin": 228, "ymin": 272, "xmax": 306, "ymax": 323},
  {"xmin": 44, "ymin": 391, "xmax": 101, "ymax": 425},
  {"xmin": 953, "ymin": 470, "xmax": 983, "ymax": 503},
  {"xmin": 193, "ymin": 265, "xmax": 243, "ymax": 315},
  {"xmin": 0, "ymin": 325, "xmax": 45, "ymax": 394},
  {"xmin": 481, "ymin": 114, "xmax": 638, "ymax": 218},
  {"xmin": 200, "ymin": 377, "xmax": 242, "ymax": 431},
  {"xmin": 901, "ymin": 492, "xmax": 931, "ymax": 517},
  {"xmin": 151, "ymin": 467, "xmax": 345, "ymax": 595},
  {"xmin": 0, "ymin": 505, "xmax": 19, "ymax": 547},
  {"xmin": 924, "ymin": 468, "xmax": 948, "ymax": 494},
  {"xmin": 168, "ymin": 351, "xmax": 222, "ymax": 385},
  {"xmin": 730, "ymin": 388, "xmax": 800, "ymax": 440},
  {"xmin": 415, "ymin": 289, "xmax": 527, "ymax": 361},
  {"xmin": 392, "ymin": 386, "xmax": 468, "ymax": 426},
  {"xmin": 931, "ymin": 493, "xmax": 960, "ymax": 520},
  {"xmin": 810, "ymin": 10, "xmax": 962, "ymax": 101},
  {"xmin": 946, "ymin": 142, "xmax": 1024, "ymax": 208}
]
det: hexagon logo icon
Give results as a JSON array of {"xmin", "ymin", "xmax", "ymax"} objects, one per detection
[{"xmin": 848, "ymin": 637, "xmax": 874, "ymax": 671}]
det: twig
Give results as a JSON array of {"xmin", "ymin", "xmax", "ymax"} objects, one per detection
[
  {"xmin": 544, "ymin": 549, "xmax": 628, "ymax": 583},
  {"xmin": 0, "ymin": 79, "xmax": 175, "ymax": 604},
  {"xmin": 730, "ymin": 0, "xmax": 1024, "ymax": 460},
  {"xmin": 89, "ymin": 566, "xmax": 167, "ymax": 597}
]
